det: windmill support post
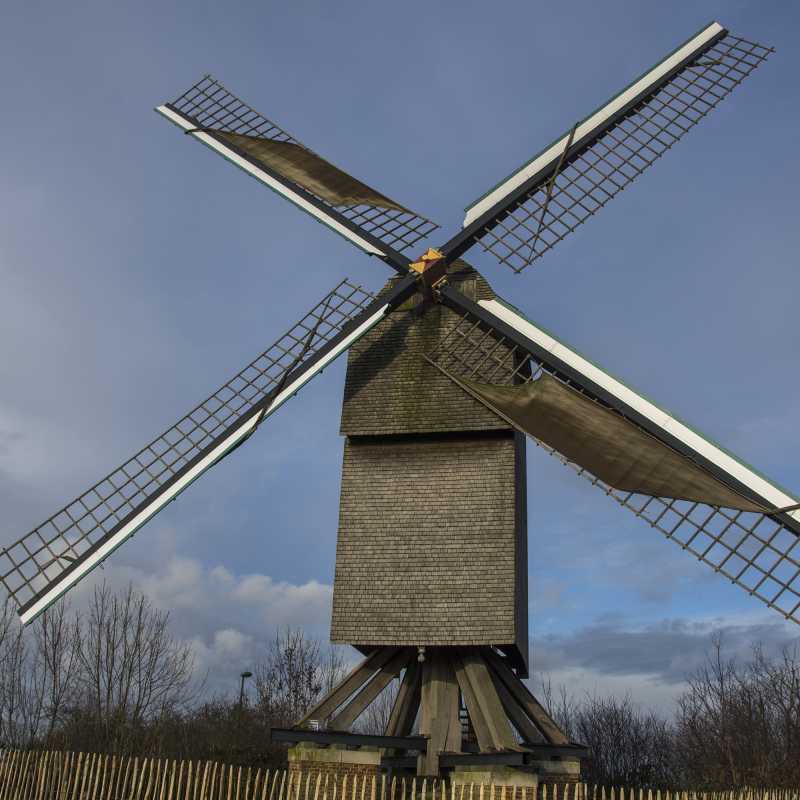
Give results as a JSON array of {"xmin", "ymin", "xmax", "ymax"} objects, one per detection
[{"xmin": 274, "ymin": 645, "xmax": 585, "ymax": 786}]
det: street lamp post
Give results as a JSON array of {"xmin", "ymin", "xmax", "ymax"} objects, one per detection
[{"xmin": 239, "ymin": 670, "xmax": 253, "ymax": 708}]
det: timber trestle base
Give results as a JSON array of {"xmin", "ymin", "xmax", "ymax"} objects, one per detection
[{"xmin": 273, "ymin": 646, "xmax": 585, "ymax": 780}]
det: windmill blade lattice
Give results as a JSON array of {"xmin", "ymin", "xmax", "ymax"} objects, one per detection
[
  {"xmin": 427, "ymin": 292, "xmax": 800, "ymax": 623},
  {"xmin": 450, "ymin": 27, "xmax": 772, "ymax": 272},
  {"xmin": 158, "ymin": 75, "xmax": 438, "ymax": 263},
  {"xmin": 0, "ymin": 278, "xmax": 380, "ymax": 624}
]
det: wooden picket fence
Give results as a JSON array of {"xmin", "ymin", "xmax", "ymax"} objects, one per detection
[{"xmin": 2, "ymin": 751, "xmax": 800, "ymax": 800}]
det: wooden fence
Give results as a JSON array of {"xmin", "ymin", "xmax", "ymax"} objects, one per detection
[{"xmin": 1, "ymin": 751, "xmax": 800, "ymax": 800}]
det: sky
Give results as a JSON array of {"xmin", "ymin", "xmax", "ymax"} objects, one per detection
[{"xmin": 1, "ymin": 0, "xmax": 799, "ymax": 712}]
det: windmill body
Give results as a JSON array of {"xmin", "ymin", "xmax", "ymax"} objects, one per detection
[
  {"xmin": 1, "ymin": 19, "xmax": 794, "ymax": 782},
  {"xmin": 332, "ymin": 265, "xmax": 528, "ymax": 673}
]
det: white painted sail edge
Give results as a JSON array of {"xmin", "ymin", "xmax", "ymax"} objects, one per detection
[
  {"xmin": 19, "ymin": 303, "xmax": 389, "ymax": 624},
  {"xmin": 156, "ymin": 105, "xmax": 385, "ymax": 257},
  {"xmin": 480, "ymin": 298, "xmax": 800, "ymax": 522},
  {"xmin": 463, "ymin": 22, "xmax": 724, "ymax": 228}
]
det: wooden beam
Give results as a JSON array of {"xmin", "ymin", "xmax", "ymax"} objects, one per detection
[
  {"xmin": 458, "ymin": 650, "xmax": 518, "ymax": 751},
  {"xmin": 418, "ymin": 652, "xmax": 460, "ymax": 775},
  {"xmin": 443, "ymin": 664, "xmax": 462, "ymax": 754},
  {"xmin": 418, "ymin": 658, "xmax": 436, "ymax": 775},
  {"xmin": 296, "ymin": 647, "xmax": 398, "ymax": 726},
  {"xmin": 385, "ymin": 751, "xmax": 529, "ymax": 769},
  {"xmin": 523, "ymin": 742, "xmax": 590, "ymax": 759},
  {"xmin": 483, "ymin": 647, "xmax": 569, "ymax": 745},
  {"xmin": 271, "ymin": 728, "xmax": 427, "ymax": 750},
  {"xmin": 385, "ymin": 660, "xmax": 421, "ymax": 738},
  {"xmin": 489, "ymin": 667, "xmax": 543, "ymax": 745},
  {"xmin": 330, "ymin": 649, "xmax": 410, "ymax": 731},
  {"xmin": 453, "ymin": 652, "xmax": 494, "ymax": 752}
]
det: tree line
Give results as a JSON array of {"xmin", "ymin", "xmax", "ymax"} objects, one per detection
[
  {"xmin": 2, "ymin": 584, "xmax": 800, "ymax": 789},
  {"xmin": 0, "ymin": 584, "xmax": 348, "ymax": 766}
]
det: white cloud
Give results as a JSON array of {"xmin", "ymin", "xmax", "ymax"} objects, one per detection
[
  {"xmin": 63, "ymin": 537, "xmax": 337, "ymax": 697},
  {"xmin": 531, "ymin": 667, "xmax": 684, "ymax": 717}
]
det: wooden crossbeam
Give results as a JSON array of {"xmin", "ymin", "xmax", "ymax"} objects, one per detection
[
  {"xmin": 296, "ymin": 647, "xmax": 398, "ymax": 726},
  {"xmin": 291, "ymin": 644, "xmax": 577, "ymax": 779},
  {"xmin": 453, "ymin": 650, "xmax": 518, "ymax": 752},
  {"xmin": 384, "ymin": 751, "xmax": 528, "ymax": 769},
  {"xmin": 489, "ymin": 667, "xmax": 544, "ymax": 745},
  {"xmin": 459, "ymin": 650, "xmax": 519, "ymax": 751},
  {"xmin": 271, "ymin": 728, "xmax": 427, "ymax": 750},
  {"xmin": 453, "ymin": 651, "xmax": 493, "ymax": 751},
  {"xmin": 483, "ymin": 647, "xmax": 569, "ymax": 745},
  {"xmin": 330, "ymin": 649, "xmax": 411, "ymax": 731},
  {"xmin": 385, "ymin": 659, "xmax": 421, "ymax": 738}
]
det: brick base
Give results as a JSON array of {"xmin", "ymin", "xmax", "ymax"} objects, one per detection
[
  {"xmin": 287, "ymin": 744, "xmax": 381, "ymax": 784},
  {"xmin": 531, "ymin": 758, "xmax": 583, "ymax": 800},
  {"xmin": 451, "ymin": 766, "xmax": 538, "ymax": 799},
  {"xmin": 451, "ymin": 760, "xmax": 582, "ymax": 800}
]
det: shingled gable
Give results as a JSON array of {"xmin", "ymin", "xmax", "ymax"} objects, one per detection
[{"xmin": 339, "ymin": 262, "xmax": 509, "ymax": 436}]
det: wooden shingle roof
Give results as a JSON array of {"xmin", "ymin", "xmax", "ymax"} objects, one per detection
[{"xmin": 340, "ymin": 262, "xmax": 512, "ymax": 436}]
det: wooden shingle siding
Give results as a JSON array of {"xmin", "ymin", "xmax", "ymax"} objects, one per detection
[
  {"xmin": 340, "ymin": 264, "xmax": 504, "ymax": 437},
  {"xmin": 332, "ymin": 264, "xmax": 528, "ymax": 667},
  {"xmin": 331, "ymin": 433, "xmax": 519, "ymax": 646}
]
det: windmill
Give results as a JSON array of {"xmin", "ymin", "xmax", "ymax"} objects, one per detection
[{"xmin": 0, "ymin": 20, "xmax": 794, "ymax": 780}]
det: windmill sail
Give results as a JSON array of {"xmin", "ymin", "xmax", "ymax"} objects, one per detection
[
  {"xmin": 0, "ymin": 275, "xmax": 418, "ymax": 625},
  {"xmin": 212, "ymin": 134, "xmax": 408, "ymax": 211},
  {"xmin": 157, "ymin": 76, "xmax": 438, "ymax": 271},
  {"xmin": 431, "ymin": 285, "xmax": 800, "ymax": 623},
  {"xmin": 442, "ymin": 23, "xmax": 773, "ymax": 271},
  {"xmin": 453, "ymin": 374, "xmax": 765, "ymax": 512}
]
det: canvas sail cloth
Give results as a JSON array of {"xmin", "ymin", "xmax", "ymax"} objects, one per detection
[
  {"xmin": 214, "ymin": 132, "xmax": 409, "ymax": 211},
  {"xmin": 460, "ymin": 373, "xmax": 766, "ymax": 512}
]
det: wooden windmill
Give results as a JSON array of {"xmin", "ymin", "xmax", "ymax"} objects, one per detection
[{"xmin": 2, "ymin": 21, "xmax": 796, "ymax": 779}]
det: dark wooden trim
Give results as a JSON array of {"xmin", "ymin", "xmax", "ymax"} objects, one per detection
[
  {"xmin": 525, "ymin": 743, "xmax": 590, "ymax": 759},
  {"xmin": 270, "ymin": 728, "xmax": 427, "ymax": 751},
  {"xmin": 513, "ymin": 429, "xmax": 529, "ymax": 677}
]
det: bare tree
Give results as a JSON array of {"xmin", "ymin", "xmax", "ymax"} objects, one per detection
[
  {"xmin": 538, "ymin": 673, "xmax": 580, "ymax": 740},
  {"xmin": 32, "ymin": 601, "xmax": 80, "ymax": 741},
  {"xmin": 538, "ymin": 673, "xmax": 677, "ymax": 788},
  {"xmin": 72, "ymin": 582, "xmax": 197, "ymax": 750},
  {"xmin": 254, "ymin": 628, "xmax": 346, "ymax": 726},
  {"xmin": 0, "ymin": 598, "xmax": 54, "ymax": 749},
  {"xmin": 676, "ymin": 636, "xmax": 800, "ymax": 789},
  {"xmin": 575, "ymin": 693, "xmax": 676, "ymax": 787}
]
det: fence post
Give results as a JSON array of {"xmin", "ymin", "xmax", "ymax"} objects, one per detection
[
  {"xmin": 0, "ymin": 748, "xmax": 15, "ymax": 787},
  {"xmin": 17, "ymin": 748, "xmax": 31, "ymax": 800},
  {"xmin": 147, "ymin": 756, "xmax": 161, "ymax": 800},
  {"xmin": 55, "ymin": 751, "xmax": 70, "ymax": 800},
  {"xmin": 99, "ymin": 753, "xmax": 113, "ymax": 800},
  {"xmin": 32, "ymin": 750, "xmax": 45, "ymax": 800},
  {"xmin": 81, "ymin": 752, "xmax": 97, "ymax": 800}
]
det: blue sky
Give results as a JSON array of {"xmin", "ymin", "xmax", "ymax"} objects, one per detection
[{"xmin": 2, "ymin": 0, "xmax": 799, "ymax": 708}]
